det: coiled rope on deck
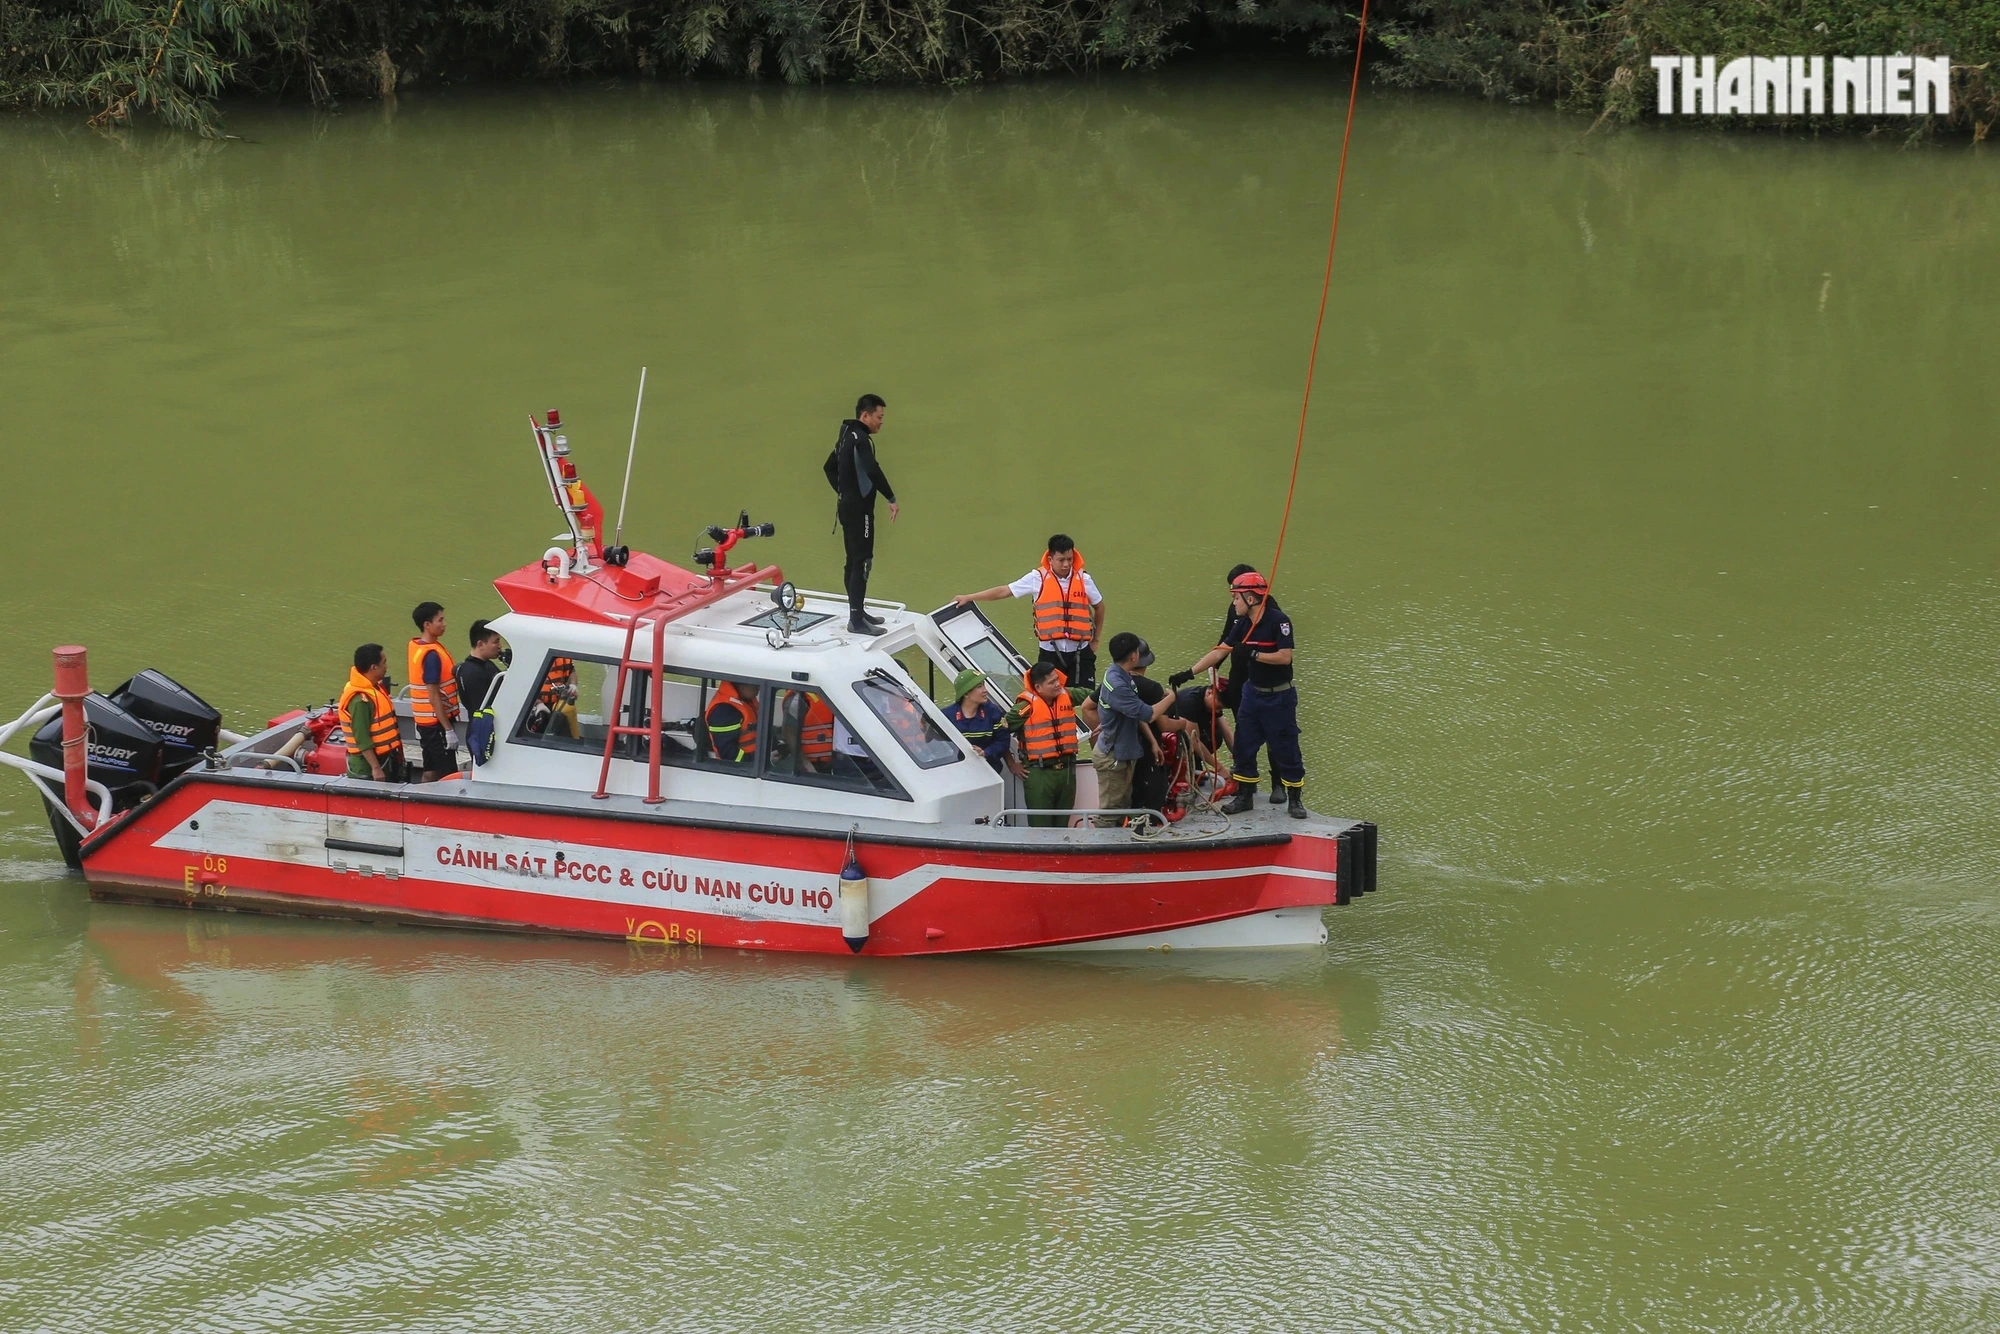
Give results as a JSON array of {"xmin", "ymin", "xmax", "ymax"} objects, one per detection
[{"xmin": 1269, "ymin": 0, "xmax": 1372, "ymax": 587}]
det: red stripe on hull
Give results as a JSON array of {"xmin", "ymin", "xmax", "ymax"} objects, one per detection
[{"xmin": 81, "ymin": 779, "xmax": 1341, "ymax": 955}]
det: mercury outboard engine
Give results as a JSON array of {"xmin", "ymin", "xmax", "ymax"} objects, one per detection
[
  {"xmin": 109, "ymin": 669, "xmax": 221, "ymax": 784},
  {"xmin": 29, "ymin": 692, "xmax": 165, "ymax": 814}
]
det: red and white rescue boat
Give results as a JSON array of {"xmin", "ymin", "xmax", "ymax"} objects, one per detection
[{"xmin": 1, "ymin": 409, "xmax": 1377, "ymax": 954}]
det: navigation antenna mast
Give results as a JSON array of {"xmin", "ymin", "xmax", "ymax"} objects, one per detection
[{"xmin": 607, "ymin": 366, "xmax": 646, "ymax": 566}]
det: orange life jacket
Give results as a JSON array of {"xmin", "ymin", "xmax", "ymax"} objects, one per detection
[
  {"xmin": 1031, "ymin": 551, "xmax": 1095, "ymax": 645},
  {"xmin": 407, "ymin": 638, "xmax": 462, "ymax": 726},
  {"xmin": 706, "ymin": 683, "xmax": 760, "ymax": 762},
  {"xmin": 539, "ymin": 656, "xmax": 576, "ymax": 707},
  {"xmin": 337, "ymin": 668, "xmax": 401, "ymax": 758},
  {"xmin": 800, "ymin": 696, "xmax": 834, "ymax": 763},
  {"xmin": 1015, "ymin": 677, "xmax": 1078, "ymax": 763}
]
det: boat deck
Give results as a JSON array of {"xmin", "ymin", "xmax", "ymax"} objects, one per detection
[{"xmin": 188, "ymin": 757, "xmax": 1362, "ymax": 855}]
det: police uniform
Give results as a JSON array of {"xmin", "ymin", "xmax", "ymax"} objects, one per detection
[{"xmin": 1221, "ymin": 596, "xmax": 1305, "ymax": 801}]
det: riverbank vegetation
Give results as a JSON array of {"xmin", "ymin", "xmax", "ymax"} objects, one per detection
[{"xmin": 2, "ymin": 0, "xmax": 1993, "ymax": 136}]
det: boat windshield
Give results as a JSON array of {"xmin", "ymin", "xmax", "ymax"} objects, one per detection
[{"xmin": 855, "ymin": 675, "xmax": 964, "ymax": 770}]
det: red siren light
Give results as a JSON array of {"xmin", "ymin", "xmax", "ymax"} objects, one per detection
[{"xmin": 546, "ymin": 409, "xmax": 562, "ymax": 428}]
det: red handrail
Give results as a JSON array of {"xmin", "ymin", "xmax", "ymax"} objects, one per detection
[{"xmin": 593, "ymin": 563, "xmax": 781, "ymax": 804}]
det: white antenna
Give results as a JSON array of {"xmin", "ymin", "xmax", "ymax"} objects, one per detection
[{"xmin": 613, "ymin": 366, "xmax": 646, "ymax": 549}]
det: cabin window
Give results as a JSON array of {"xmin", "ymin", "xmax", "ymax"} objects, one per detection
[
  {"xmin": 957, "ymin": 636, "xmax": 1023, "ymax": 706},
  {"xmin": 855, "ymin": 672, "xmax": 966, "ymax": 770},
  {"xmin": 512, "ymin": 654, "xmax": 659, "ymax": 756},
  {"xmin": 691, "ymin": 676, "xmax": 765, "ymax": 771},
  {"xmin": 510, "ymin": 656, "xmax": 909, "ymax": 797},
  {"xmin": 765, "ymin": 686, "xmax": 900, "ymax": 798}
]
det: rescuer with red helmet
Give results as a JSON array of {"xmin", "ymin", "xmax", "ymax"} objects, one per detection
[{"xmin": 1174, "ymin": 570, "xmax": 1306, "ymax": 819}]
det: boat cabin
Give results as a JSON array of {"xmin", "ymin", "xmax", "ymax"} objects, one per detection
[{"xmin": 473, "ymin": 548, "xmax": 1054, "ymax": 827}]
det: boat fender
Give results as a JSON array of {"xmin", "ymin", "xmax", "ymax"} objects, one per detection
[
  {"xmin": 542, "ymin": 546, "xmax": 573, "ymax": 581},
  {"xmin": 840, "ymin": 849, "xmax": 869, "ymax": 953}
]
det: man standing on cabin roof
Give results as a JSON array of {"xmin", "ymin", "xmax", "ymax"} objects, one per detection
[
  {"xmin": 1175, "ymin": 571, "xmax": 1307, "ymax": 819},
  {"xmin": 340, "ymin": 644, "xmax": 405, "ymax": 783},
  {"xmin": 456, "ymin": 620, "xmax": 507, "ymax": 768},
  {"xmin": 823, "ymin": 394, "xmax": 897, "ymax": 639},
  {"xmin": 952, "ymin": 534, "xmax": 1105, "ymax": 688},
  {"xmin": 408, "ymin": 602, "xmax": 462, "ymax": 782}
]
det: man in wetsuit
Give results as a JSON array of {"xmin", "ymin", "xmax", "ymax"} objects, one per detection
[
  {"xmin": 822, "ymin": 394, "xmax": 898, "ymax": 638},
  {"xmin": 1175, "ymin": 570, "xmax": 1306, "ymax": 819}
]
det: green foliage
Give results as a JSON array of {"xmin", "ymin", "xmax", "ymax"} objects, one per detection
[
  {"xmin": 5, "ymin": 0, "xmax": 284, "ymax": 133},
  {"xmin": 1373, "ymin": 0, "xmax": 2000, "ymax": 134},
  {"xmin": 1, "ymin": 0, "xmax": 1994, "ymax": 136}
]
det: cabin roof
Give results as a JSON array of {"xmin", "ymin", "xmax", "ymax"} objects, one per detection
[
  {"xmin": 491, "ymin": 549, "xmax": 927, "ymax": 673},
  {"xmin": 492, "ymin": 551, "xmax": 708, "ymax": 626}
]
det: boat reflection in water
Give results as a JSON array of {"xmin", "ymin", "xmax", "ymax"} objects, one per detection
[{"xmin": 16, "ymin": 899, "xmax": 1376, "ymax": 1323}]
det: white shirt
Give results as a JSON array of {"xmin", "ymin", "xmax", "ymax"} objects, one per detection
[{"xmin": 1006, "ymin": 567, "xmax": 1103, "ymax": 652}]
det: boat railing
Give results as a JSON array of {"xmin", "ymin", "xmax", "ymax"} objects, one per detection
[
  {"xmin": 0, "ymin": 693, "xmax": 115, "ymax": 835},
  {"xmin": 752, "ymin": 583, "xmax": 906, "ymax": 615},
  {"xmin": 986, "ymin": 807, "xmax": 1167, "ymax": 830},
  {"xmin": 219, "ymin": 751, "xmax": 305, "ymax": 774}
]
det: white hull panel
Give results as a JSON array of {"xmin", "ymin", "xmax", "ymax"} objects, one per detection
[{"xmin": 1033, "ymin": 906, "xmax": 1330, "ymax": 953}]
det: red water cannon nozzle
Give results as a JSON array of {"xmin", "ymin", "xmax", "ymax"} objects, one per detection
[{"xmin": 693, "ymin": 511, "xmax": 777, "ymax": 574}]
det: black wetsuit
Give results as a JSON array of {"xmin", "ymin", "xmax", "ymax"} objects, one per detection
[{"xmin": 823, "ymin": 420, "xmax": 896, "ymax": 617}]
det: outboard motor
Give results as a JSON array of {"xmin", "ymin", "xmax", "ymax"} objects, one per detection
[
  {"xmin": 109, "ymin": 669, "xmax": 221, "ymax": 784},
  {"xmin": 29, "ymin": 692, "xmax": 164, "ymax": 814}
]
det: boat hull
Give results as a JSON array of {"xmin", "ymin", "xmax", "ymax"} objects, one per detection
[{"xmin": 75, "ymin": 774, "xmax": 1352, "ymax": 955}]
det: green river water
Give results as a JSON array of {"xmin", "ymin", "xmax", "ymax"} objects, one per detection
[{"xmin": 3, "ymin": 70, "xmax": 1999, "ymax": 1331}]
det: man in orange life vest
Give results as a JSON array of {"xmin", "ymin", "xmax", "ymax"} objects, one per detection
[
  {"xmin": 338, "ymin": 644, "xmax": 405, "ymax": 783},
  {"xmin": 706, "ymin": 681, "xmax": 761, "ymax": 765},
  {"xmin": 408, "ymin": 601, "xmax": 463, "ymax": 782},
  {"xmin": 775, "ymin": 688, "xmax": 835, "ymax": 774},
  {"xmin": 952, "ymin": 534, "xmax": 1105, "ymax": 687},
  {"xmin": 1002, "ymin": 661, "xmax": 1101, "ymax": 827}
]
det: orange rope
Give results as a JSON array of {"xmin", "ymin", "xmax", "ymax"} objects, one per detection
[{"xmin": 1269, "ymin": 0, "xmax": 1372, "ymax": 587}]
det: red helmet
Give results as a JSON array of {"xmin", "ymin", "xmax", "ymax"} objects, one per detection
[{"xmin": 1230, "ymin": 571, "xmax": 1270, "ymax": 596}]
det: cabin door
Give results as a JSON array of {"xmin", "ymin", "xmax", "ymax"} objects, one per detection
[
  {"xmin": 928, "ymin": 602, "xmax": 1037, "ymax": 810},
  {"xmin": 325, "ymin": 787, "xmax": 406, "ymax": 880},
  {"xmin": 928, "ymin": 602, "xmax": 1032, "ymax": 703}
]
